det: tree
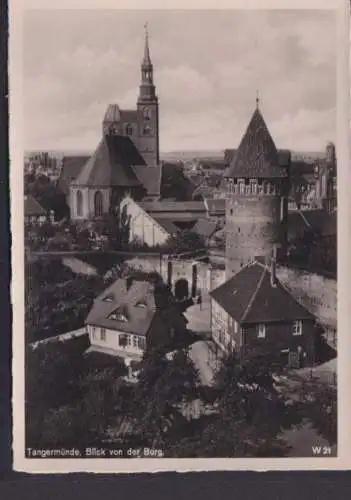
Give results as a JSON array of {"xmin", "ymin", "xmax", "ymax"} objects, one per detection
[
  {"xmin": 164, "ymin": 230, "xmax": 205, "ymax": 255},
  {"xmin": 25, "ymin": 173, "xmax": 69, "ymax": 220},
  {"xmin": 167, "ymin": 352, "xmax": 303, "ymax": 457},
  {"xmin": 26, "ymin": 341, "xmax": 127, "ymax": 449},
  {"xmin": 131, "ymin": 348, "xmax": 200, "ymax": 447},
  {"xmin": 299, "ymin": 378, "xmax": 337, "ymax": 446}
]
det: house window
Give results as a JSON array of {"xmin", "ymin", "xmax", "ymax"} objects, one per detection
[
  {"xmin": 292, "ymin": 320, "xmax": 303, "ymax": 336},
  {"xmin": 239, "ymin": 181, "xmax": 245, "ymax": 195},
  {"xmin": 100, "ymin": 328, "xmax": 106, "ymax": 341},
  {"xmin": 257, "ymin": 324, "xmax": 266, "ymax": 338},
  {"xmin": 233, "ymin": 321, "xmax": 238, "ymax": 334},
  {"xmin": 76, "ymin": 190, "xmax": 83, "ymax": 217},
  {"xmin": 94, "ymin": 190, "xmax": 103, "ymax": 217},
  {"xmin": 230, "ymin": 208, "xmax": 233, "ymax": 215},
  {"xmin": 91, "ymin": 326, "xmax": 96, "ymax": 340}
]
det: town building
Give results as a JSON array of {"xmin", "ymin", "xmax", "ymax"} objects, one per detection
[
  {"xmin": 24, "ymin": 194, "xmax": 47, "ymax": 225},
  {"xmin": 65, "ymin": 26, "xmax": 161, "ymax": 221},
  {"xmin": 223, "ymin": 101, "xmax": 290, "ymax": 278},
  {"xmin": 209, "ymin": 256, "xmax": 317, "ymax": 367},
  {"xmin": 86, "ymin": 272, "xmax": 188, "ymax": 361},
  {"xmin": 120, "ymin": 196, "xmax": 218, "ymax": 248}
]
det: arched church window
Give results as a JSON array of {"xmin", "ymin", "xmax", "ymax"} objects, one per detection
[
  {"xmin": 94, "ymin": 191, "xmax": 103, "ymax": 217},
  {"xmin": 76, "ymin": 190, "xmax": 83, "ymax": 217},
  {"xmin": 125, "ymin": 123, "xmax": 133, "ymax": 136}
]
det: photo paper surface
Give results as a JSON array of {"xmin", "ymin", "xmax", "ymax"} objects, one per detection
[{"xmin": 10, "ymin": 0, "xmax": 351, "ymax": 473}]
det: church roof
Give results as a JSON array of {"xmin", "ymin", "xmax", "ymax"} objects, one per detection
[
  {"xmin": 120, "ymin": 109, "xmax": 138, "ymax": 123},
  {"xmin": 58, "ymin": 155, "xmax": 90, "ymax": 195},
  {"xmin": 73, "ymin": 135, "xmax": 145, "ymax": 188},
  {"xmin": 225, "ymin": 108, "xmax": 288, "ymax": 179},
  {"xmin": 132, "ymin": 165, "xmax": 161, "ymax": 197},
  {"xmin": 210, "ymin": 261, "xmax": 314, "ymax": 324}
]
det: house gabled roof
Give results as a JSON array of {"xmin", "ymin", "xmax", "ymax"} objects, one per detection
[
  {"xmin": 210, "ymin": 261, "xmax": 315, "ymax": 324},
  {"xmin": 192, "ymin": 218, "xmax": 218, "ymax": 239},
  {"xmin": 73, "ymin": 135, "xmax": 145, "ymax": 188},
  {"xmin": 24, "ymin": 194, "xmax": 46, "ymax": 216},
  {"xmin": 87, "ymin": 272, "xmax": 185, "ymax": 335},
  {"xmin": 224, "ymin": 108, "xmax": 288, "ymax": 179}
]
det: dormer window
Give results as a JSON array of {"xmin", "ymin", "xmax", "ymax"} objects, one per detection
[
  {"xmin": 135, "ymin": 300, "xmax": 147, "ymax": 308},
  {"xmin": 102, "ymin": 294, "xmax": 114, "ymax": 303},
  {"xmin": 108, "ymin": 307, "xmax": 128, "ymax": 322}
]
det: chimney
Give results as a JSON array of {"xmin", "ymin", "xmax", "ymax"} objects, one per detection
[{"xmin": 270, "ymin": 245, "xmax": 277, "ymax": 287}]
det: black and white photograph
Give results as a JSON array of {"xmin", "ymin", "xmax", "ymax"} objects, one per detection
[{"xmin": 10, "ymin": 0, "xmax": 350, "ymax": 472}]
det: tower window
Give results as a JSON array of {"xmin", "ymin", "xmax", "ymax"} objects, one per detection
[
  {"xmin": 125, "ymin": 123, "xmax": 133, "ymax": 136},
  {"xmin": 143, "ymin": 124, "xmax": 152, "ymax": 136},
  {"xmin": 230, "ymin": 208, "xmax": 233, "ymax": 215}
]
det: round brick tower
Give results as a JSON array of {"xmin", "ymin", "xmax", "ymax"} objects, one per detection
[{"xmin": 224, "ymin": 102, "xmax": 290, "ymax": 278}]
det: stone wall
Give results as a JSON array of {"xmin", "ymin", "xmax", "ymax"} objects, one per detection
[{"xmin": 276, "ymin": 265, "xmax": 337, "ymax": 329}]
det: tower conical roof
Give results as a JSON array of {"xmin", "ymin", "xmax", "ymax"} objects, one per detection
[{"xmin": 225, "ymin": 108, "xmax": 287, "ymax": 179}]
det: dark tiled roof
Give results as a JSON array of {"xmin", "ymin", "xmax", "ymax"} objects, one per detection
[
  {"xmin": 120, "ymin": 109, "xmax": 138, "ymax": 123},
  {"xmin": 225, "ymin": 109, "xmax": 287, "ymax": 179},
  {"xmin": 192, "ymin": 218, "xmax": 218, "ymax": 239},
  {"xmin": 24, "ymin": 194, "xmax": 46, "ymax": 216},
  {"xmin": 87, "ymin": 273, "xmax": 185, "ymax": 335},
  {"xmin": 210, "ymin": 262, "xmax": 314, "ymax": 324},
  {"xmin": 58, "ymin": 156, "xmax": 90, "ymax": 195},
  {"xmin": 153, "ymin": 217, "xmax": 179, "ymax": 235},
  {"xmin": 288, "ymin": 209, "xmax": 336, "ymax": 241},
  {"xmin": 133, "ymin": 165, "xmax": 161, "ymax": 197},
  {"xmin": 73, "ymin": 135, "xmax": 145, "ymax": 188},
  {"xmin": 139, "ymin": 200, "xmax": 206, "ymax": 214}
]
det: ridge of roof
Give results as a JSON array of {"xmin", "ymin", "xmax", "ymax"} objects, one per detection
[
  {"xmin": 225, "ymin": 108, "xmax": 287, "ymax": 179},
  {"xmin": 241, "ymin": 264, "xmax": 267, "ymax": 322},
  {"xmin": 73, "ymin": 135, "xmax": 144, "ymax": 188}
]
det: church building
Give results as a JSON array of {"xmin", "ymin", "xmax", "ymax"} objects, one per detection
[{"xmin": 68, "ymin": 26, "xmax": 161, "ymax": 221}]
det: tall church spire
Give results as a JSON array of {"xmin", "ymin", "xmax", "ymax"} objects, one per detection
[
  {"xmin": 142, "ymin": 23, "xmax": 152, "ymax": 66},
  {"xmin": 139, "ymin": 23, "xmax": 156, "ymax": 101}
]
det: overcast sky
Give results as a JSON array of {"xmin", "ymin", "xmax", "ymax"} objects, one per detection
[{"xmin": 23, "ymin": 9, "xmax": 336, "ymax": 153}]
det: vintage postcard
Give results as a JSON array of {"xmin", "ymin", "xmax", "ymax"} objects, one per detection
[{"xmin": 11, "ymin": 0, "xmax": 350, "ymax": 473}]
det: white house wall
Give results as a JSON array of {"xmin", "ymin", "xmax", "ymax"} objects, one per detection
[
  {"xmin": 87, "ymin": 324, "xmax": 145, "ymax": 359},
  {"xmin": 121, "ymin": 197, "xmax": 169, "ymax": 247}
]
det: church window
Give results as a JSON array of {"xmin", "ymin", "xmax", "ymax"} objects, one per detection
[
  {"xmin": 143, "ymin": 107, "xmax": 151, "ymax": 120},
  {"xmin": 143, "ymin": 124, "xmax": 152, "ymax": 136},
  {"xmin": 76, "ymin": 190, "xmax": 83, "ymax": 217},
  {"xmin": 125, "ymin": 123, "xmax": 133, "ymax": 136},
  {"xmin": 94, "ymin": 191, "xmax": 103, "ymax": 217}
]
